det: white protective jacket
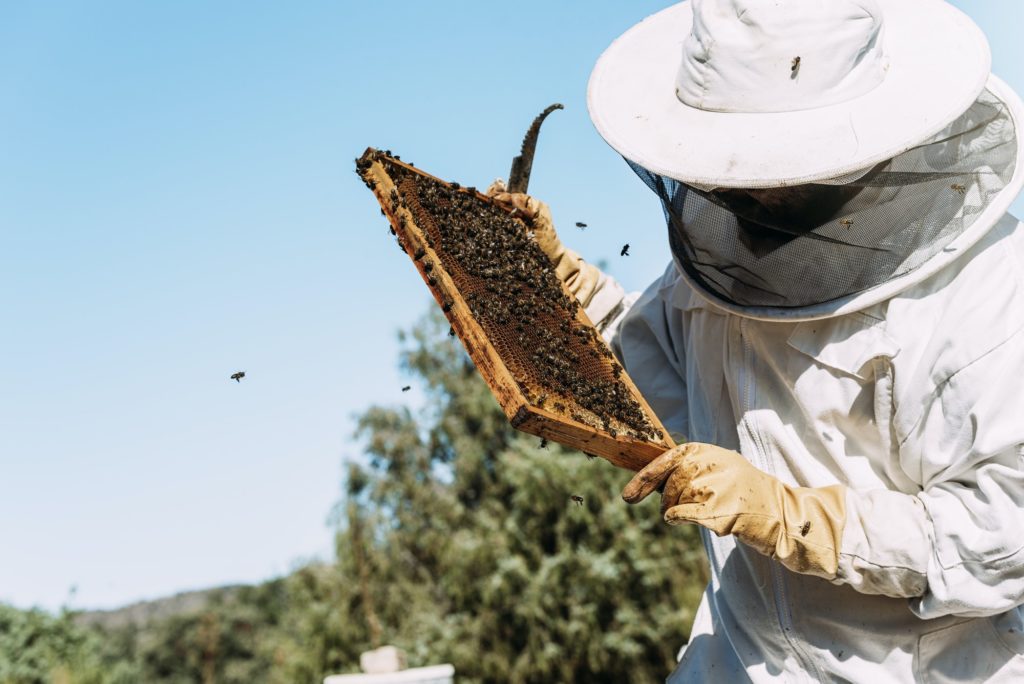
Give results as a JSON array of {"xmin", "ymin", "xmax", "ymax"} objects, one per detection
[{"xmin": 590, "ymin": 212, "xmax": 1024, "ymax": 682}]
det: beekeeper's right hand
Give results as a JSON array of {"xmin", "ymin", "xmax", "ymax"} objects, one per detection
[{"xmin": 487, "ymin": 180, "xmax": 607, "ymax": 311}]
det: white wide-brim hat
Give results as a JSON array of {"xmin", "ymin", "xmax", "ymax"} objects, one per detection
[{"xmin": 588, "ymin": 0, "xmax": 993, "ymax": 189}]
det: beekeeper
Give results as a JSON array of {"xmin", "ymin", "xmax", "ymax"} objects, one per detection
[{"xmin": 492, "ymin": 0, "xmax": 1024, "ymax": 680}]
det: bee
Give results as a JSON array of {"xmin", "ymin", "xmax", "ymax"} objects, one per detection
[
  {"xmin": 570, "ymin": 495, "xmax": 584, "ymax": 507},
  {"xmin": 449, "ymin": 326, "xmax": 456, "ymax": 337},
  {"xmin": 230, "ymin": 371, "xmax": 245, "ymax": 383},
  {"xmin": 401, "ymin": 385, "xmax": 411, "ymax": 392},
  {"xmin": 791, "ymin": 56, "xmax": 801, "ymax": 76},
  {"xmin": 840, "ymin": 218, "xmax": 854, "ymax": 228},
  {"xmin": 620, "ymin": 244, "xmax": 630, "ymax": 257},
  {"xmin": 800, "ymin": 521, "xmax": 811, "ymax": 537},
  {"xmin": 539, "ymin": 438, "xmax": 548, "ymax": 449},
  {"xmin": 575, "ymin": 222, "xmax": 588, "ymax": 229},
  {"xmin": 951, "ymin": 183, "xmax": 967, "ymax": 195}
]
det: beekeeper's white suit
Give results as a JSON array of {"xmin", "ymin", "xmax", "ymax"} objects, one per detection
[
  {"xmin": 601, "ymin": 208, "xmax": 1024, "ymax": 682},
  {"xmin": 496, "ymin": 0, "xmax": 1024, "ymax": 680}
]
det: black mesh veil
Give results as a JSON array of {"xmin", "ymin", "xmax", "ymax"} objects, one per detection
[{"xmin": 628, "ymin": 88, "xmax": 1018, "ymax": 308}]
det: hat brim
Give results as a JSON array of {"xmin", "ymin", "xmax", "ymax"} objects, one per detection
[
  {"xmin": 673, "ymin": 75, "xmax": 1024, "ymax": 321},
  {"xmin": 587, "ymin": 0, "xmax": 992, "ymax": 189}
]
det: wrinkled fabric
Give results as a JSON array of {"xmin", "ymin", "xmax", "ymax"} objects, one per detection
[{"xmin": 587, "ymin": 213, "xmax": 1024, "ymax": 681}]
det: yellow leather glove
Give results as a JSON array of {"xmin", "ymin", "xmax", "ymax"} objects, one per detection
[
  {"xmin": 487, "ymin": 180, "xmax": 604, "ymax": 309},
  {"xmin": 622, "ymin": 442, "xmax": 847, "ymax": 579}
]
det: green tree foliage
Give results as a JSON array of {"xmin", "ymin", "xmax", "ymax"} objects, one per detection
[
  {"xmin": 0, "ymin": 310, "xmax": 707, "ymax": 682},
  {"xmin": 0, "ymin": 604, "xmax": 138, "ymax": 684},
  {"xmin": 331, "ymin": 311, "xmax": 708, "ymax": 682}
]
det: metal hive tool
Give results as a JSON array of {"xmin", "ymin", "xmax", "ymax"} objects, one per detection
[{"xmin": 356, "ymin": 148, "xmax": 675, "ymax": 472}]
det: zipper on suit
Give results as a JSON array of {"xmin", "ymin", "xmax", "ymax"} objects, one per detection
[{"xmin": 738, "ymin": 318, "xmax": 824, "ymax": 682}]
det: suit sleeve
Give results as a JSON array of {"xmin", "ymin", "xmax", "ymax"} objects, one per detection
[{"xmin": 836, "ymin": 329, "xmax": 1024, "ymax": 619}]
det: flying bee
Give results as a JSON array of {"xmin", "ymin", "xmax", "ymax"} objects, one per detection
[
  {"xmin": 575, "ymin": 222, "xmax": 588, "ymax": 229},
  {"xmin": 620, "ymin": 244, "xmax": 630, "ymax": 257},
  {"xmin": 230, "ymin": 371, "xmax": 245, "ymax": 383},
  {"xmin": 402, "ymin": 385, "xmax": 411, "ymax": 392},
  {"xmin": 951, "ymin": 183, "xmax": 967, "ymax": 195},
  {"xmin": 570, "ymin": 495, "xmax": 584, "ymax": 507},
  {"xmin": 791, "ymin": 56, "xmax": 801, "ymax": 75}
]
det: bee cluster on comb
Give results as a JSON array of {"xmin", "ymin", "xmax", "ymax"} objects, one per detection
[{"xmin": 356, "ymin": 148, "xmax": 673, "ymax": 471}]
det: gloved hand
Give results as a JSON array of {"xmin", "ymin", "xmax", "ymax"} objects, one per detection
[
  {"xmin": 487, "ymin": 180, "xmax": 604, "ymax": 309},
  {"xmin": 623, "ymin": 442, "xmax": 847, "ymax": 579}
]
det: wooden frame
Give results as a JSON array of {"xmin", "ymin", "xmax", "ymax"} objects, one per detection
[{"xmin": 359, "ymin": 148, "xmax": 674, "ymax": 472}]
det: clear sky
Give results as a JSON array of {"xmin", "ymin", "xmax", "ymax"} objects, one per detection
[{"xmin": 1, "ymin": 1, "xmax": 1021, "ymax": 612}]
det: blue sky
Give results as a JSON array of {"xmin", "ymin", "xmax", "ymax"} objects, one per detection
[{"xmin": 1, "ymin": 1, "xmax": 1021, "ymax": 611}]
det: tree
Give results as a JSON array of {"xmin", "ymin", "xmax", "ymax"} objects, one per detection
[
  {"xmin": 334, "ymin": 310, "xmax": 707, "ymax": 682},
  {"xmin": 0, "ymin": 604, "xmax": 138, "ymax": 684}
]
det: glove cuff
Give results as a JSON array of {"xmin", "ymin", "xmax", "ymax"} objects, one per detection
[
  {"xmin": 773, "ymin": 483, "xmax": 847, "ymax": 579},
  {"xmin": 834, "ymin": 487, "xmax": 929, "ymax": 597}
]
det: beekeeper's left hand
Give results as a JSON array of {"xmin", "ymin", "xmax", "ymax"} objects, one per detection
[{"xmin": 622, "ymin": 442, "xmax": 847, "ymax": 579}]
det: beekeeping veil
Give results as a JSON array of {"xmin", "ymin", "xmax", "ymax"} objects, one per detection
[{"xmin": 588, "ymin": 0, "xmax": 1024, "ymax": 318}]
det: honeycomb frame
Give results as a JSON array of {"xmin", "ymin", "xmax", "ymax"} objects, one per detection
[{"xmin": 357, "ymin": 148, "xmax": 675, "ymax": 472}]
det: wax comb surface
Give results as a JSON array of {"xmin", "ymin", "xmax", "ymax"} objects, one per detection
[{"xmin": 357, "ymin": 149, "xmax": 674, "ymax": 471}]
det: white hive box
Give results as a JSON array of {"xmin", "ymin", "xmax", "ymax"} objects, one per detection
[{"xmin": 323, "ymin": 664, "xmax": 455, "ymax": 684}]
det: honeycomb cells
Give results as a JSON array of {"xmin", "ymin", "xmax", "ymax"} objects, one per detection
[{"xmin": 378, "ymin": 156, "xmax": 659, "ymax": 442}]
